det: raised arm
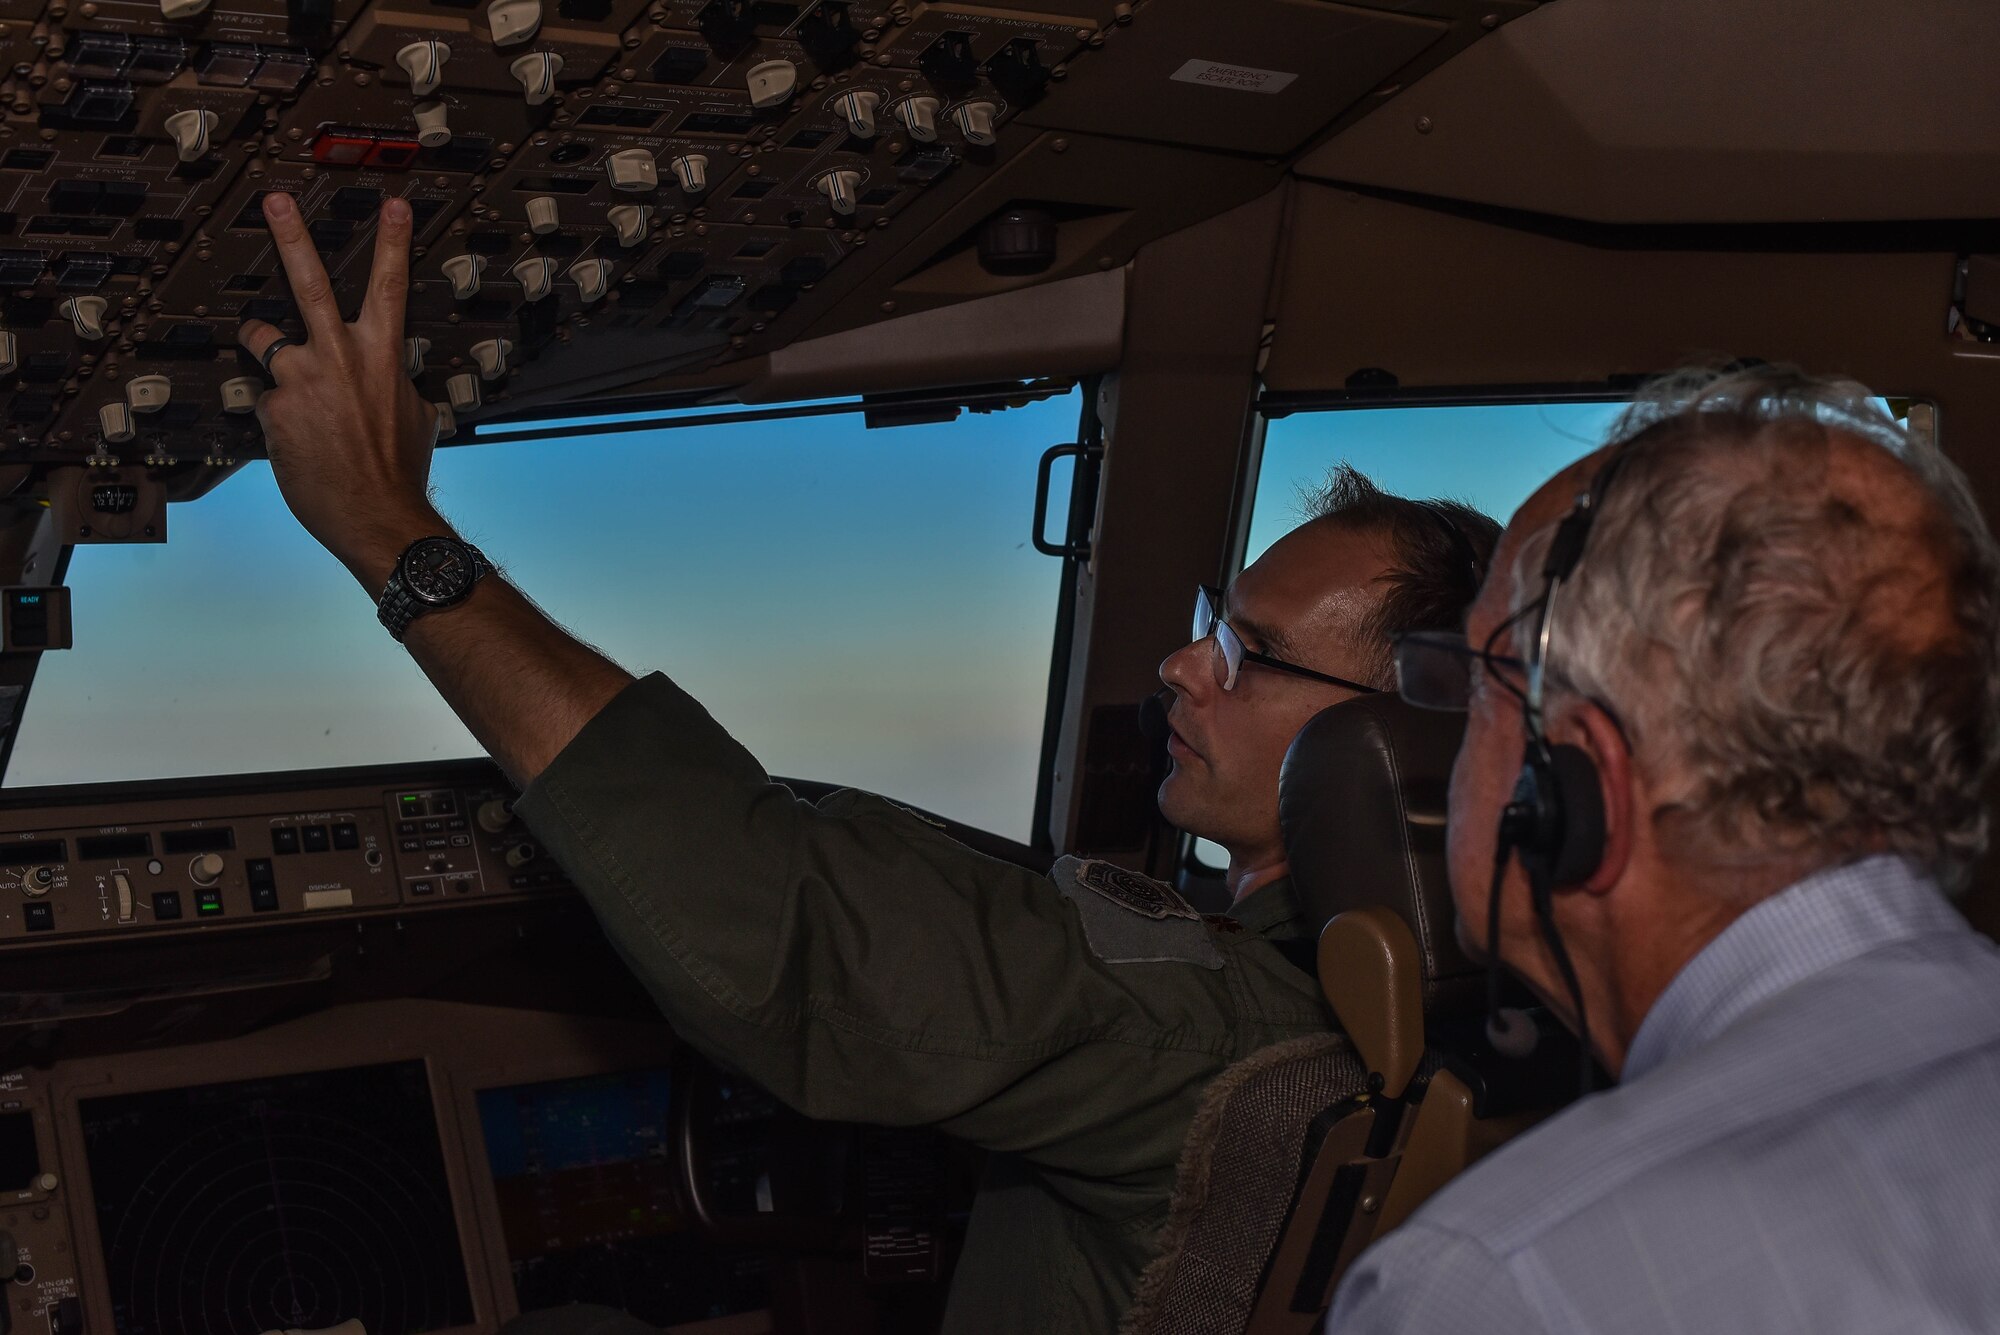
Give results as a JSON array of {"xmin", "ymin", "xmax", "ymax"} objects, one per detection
[
  {"xmin": 236, "ymin": 192, "xmax": 631, "ymax": 786},
  {"xmin": 230, "ymin": 196, "xmax": 1309, "ymax": 1175}
]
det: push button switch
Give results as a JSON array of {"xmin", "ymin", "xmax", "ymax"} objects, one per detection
[
  {"xmin": 246, "ymin": 858, "xmax": 278, "ymax": 912},
  {"xmin": 195, "ymin": 889, "xmax": 223, "ymax": 916},
  {"xmin": 332, "ymin": 822, "xmax": 360, "ymax": 850},
  {"xmin": 23, "ymin": 903, "xmax": 53, "ymax": 931},
  {"xmin": 272, "ymin": 826, "xmax": 300, "ymax": 855},
  {"xmin": 300, "ymin": 824, "xmax": 330, "ymax": 853},
  {"xmin": 152, "ymin": 891, "xmax": 182, "ymax": 919}
]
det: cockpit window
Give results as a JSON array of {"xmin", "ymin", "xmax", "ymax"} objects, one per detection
[
  {"xmin": 1243, "ymin": 401, "xmax": 1625, "ymax": 565},
  {"xmin": 1186, "ymin": 399, "xmax": 1625, "ymax": 872},
  {"xmin": 6, "ymin": 390, "xmax": 1083, "ymax": 843}
]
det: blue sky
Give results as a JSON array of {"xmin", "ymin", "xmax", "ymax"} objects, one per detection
[
  {"xmin": 8, "ymin": 393, "xmax": 1083, "ymax": 840},
  {"xmin": 7, "ymin": 396, "xmax": 1623, "ymax": 842},
  {"xmin": 1243, "ymin": 401, "xmax": 1625, "ymax": 563}
]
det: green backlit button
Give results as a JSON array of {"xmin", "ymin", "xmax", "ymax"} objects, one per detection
[{"xmin": 195, "ymin": 889, "xmax": 223, "ymax": 916}]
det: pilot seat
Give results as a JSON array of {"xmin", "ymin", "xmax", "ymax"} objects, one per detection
[{"xmin": 1119, "ymin": 693, "xmax": 1580, "ymax": 1335}]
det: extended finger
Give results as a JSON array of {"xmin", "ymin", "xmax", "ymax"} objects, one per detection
[
  {"xmin": 360, "ymin": 196, "xmax": 414, "ymax": 343},
  {"xmin": 237, "ymin": 318, "xmax": 303, "ymax": 381},
  {"xmin": 261, "ymin": 192, "xmax": 345, "ymax": 345}
]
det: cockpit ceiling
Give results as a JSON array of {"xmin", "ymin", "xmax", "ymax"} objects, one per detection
[
  {"xmin": 0, "ymin": 0, "xmax": 1523, "ymax": 468},
  {"xmin": 1298, "ymin": 0, "xmax": 2000, "ymax": 225}
]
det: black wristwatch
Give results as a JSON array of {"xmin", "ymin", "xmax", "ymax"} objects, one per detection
[{"xmin": 377, "ymin": 535, "xmax": 492, "ymax": 643}]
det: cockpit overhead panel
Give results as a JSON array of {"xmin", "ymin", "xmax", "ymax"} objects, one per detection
[{"xmin": 0, "ymin": 0, "xmax": 1130, "ymax": 466}]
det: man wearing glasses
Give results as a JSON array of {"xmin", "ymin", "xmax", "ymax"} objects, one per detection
[
  {"xmin": 1330, "ymin": 366, "xmax": 2000, "ymax": 1334},
  {"xmin": 230, "ymin": 196, "xmax": 1501, "ymax": 1333},
  {"xmin": 1158, "ymin": 467, "xmax": 1494, "ymax": 908}
]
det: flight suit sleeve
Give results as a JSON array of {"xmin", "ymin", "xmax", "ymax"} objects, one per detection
[{"xmin": 513, "ymin": 673, "xmax": 1276, "ymax": 1180}]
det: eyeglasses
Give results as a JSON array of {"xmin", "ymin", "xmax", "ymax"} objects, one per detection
[
  {"xmin": 1393, "ymin": 629, "xmax": 1527, "ymax": 712},
  {"xmin": 1193, "ymin": 585, "xmax": 1380, "ymax": 695}
]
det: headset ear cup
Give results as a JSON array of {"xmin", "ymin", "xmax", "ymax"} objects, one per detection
[{"xmin": 1546, "ymin": 743, "xmax": 1607, "ymax": 885}]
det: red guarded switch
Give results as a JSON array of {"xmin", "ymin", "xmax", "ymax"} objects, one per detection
[{"xmin": 313, "ymin": 134, "xmax": 374, "ymax": 165}]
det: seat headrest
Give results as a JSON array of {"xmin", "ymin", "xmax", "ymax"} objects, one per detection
[{"xmin": 1279, "ymin": 694, "xmax": 1479, "ymax": 1016}]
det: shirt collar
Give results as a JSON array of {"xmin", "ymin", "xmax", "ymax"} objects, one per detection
[
  {"xmin": 1623, "ymin": 854, "xmax": 1965, "ymax": 1082},
  {"xmin": 1231, "ymin": 874, "xmax": 1305, "ymax": 938}
]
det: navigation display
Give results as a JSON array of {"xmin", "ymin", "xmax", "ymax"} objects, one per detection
[
  {"xmin": 79, "ymin": 1061, "xmax": 474, "ymax": 1335},
  {"xmin": 476, "ymin": 1068, "xmax": 768, "ymax": 1325}
]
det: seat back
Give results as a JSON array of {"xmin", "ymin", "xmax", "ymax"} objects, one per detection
[
  {"xmin": 1269, "ymin": 695, "xmax": 1577, "ymax": 1311},
  {"xmin": 1123, "ymin": 697, "xmax": 1468, "ymax": 1335},
  {"xmin": 1117, "ymin": 1035, "xmax": 1370, "ymax": 1335},
  {"xmin": 1278, "ymin": 693, "xmax": 1476, "ymax": 1016},
  {"xmin": 1123, "ymin": 695, "xmax": 1578, "ymax": 1335}
]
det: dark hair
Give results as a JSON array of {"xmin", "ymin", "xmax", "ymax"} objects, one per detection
[{"xmin": 1300, "ymin": 463, "xmax": 1502, "ymax": 688}]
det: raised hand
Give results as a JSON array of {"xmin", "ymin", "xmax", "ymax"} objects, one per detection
[{"xmin": 237, "ymin": 192, "xmax": 445, "ymax": 588}]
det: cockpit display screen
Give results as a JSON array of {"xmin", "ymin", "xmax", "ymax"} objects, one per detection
[
  {"xmin": 79, "ymin": 1060, "xmax": 475, "ymax": 1335},
  {"xmin": 476, "ymin": 1068, "xmax": 769, "ymax": 1326},
  {"xmin": 0, "ymin": 1110, "xmax": 37, "ymax": 1192}
]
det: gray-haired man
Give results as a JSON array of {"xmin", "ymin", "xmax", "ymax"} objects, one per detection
[{"xmin": 1330, "ymin": 366, "xmax": 2000, "ymax": 1333}]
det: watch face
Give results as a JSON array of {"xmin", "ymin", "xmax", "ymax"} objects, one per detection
[{"xmin": 401, "ymin": 537, "xmax": 474, "ymax": 606}]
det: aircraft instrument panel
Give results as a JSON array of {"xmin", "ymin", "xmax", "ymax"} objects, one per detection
[{"xmin": 0, "ymin": 0, "xmax": 1128, "ymax": 469}]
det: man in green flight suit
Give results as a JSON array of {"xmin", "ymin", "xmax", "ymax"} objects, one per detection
[{"xmin": 234, "ymin": 194, "xmax": 1500, "ymax": 1331}]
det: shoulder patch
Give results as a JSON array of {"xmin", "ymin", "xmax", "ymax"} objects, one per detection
[
  {"xmin": 1053, "ymin": 856, "xmax": 1223, "ymax": 969},
  {"xmin": 1072, "ymin": 858, "xmax": 1202, "ymax": 920}
]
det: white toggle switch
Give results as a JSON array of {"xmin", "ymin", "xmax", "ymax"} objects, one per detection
[
  {"xmin": 816, "ymin": 169, "xmax": 862, "ymax": 216},
  {"xmin": 568, "ymin": 257, "xmax": 613, "ymax": 302},
  {"xmin": 396, "ymin": 39, "xmax": 451, "ymax": 96},
  {"xmin": 605, "ymin": 149, "xmax": 657, "ymax": 192},
  {"xmin": 0, "ymin": 332, "xmax": 16, "ymax": 376},
  {"xmin": 486, "ymin": 0, "xmax": 541, "ymax": 47},
  {"xmin": 606, "ymin": 202, "xmax": 651, "ymax": 247},
  {"xmin": 98, "ymin": 401, "xmax": 135, "ymax": 443},
  {"xmin": 446, "ymin": 372, "xmax": 482, "ymax": 414},
  {"xmin": 470, "ymin": 338, "xmax": 512, "ymax": 380},
  {"xmin": 164, "ymin": 108, "xmax": 219, "ymax": 162},
  {"xmin": 413, "ymin": 100, "xmax": 452, "ymax": 148},
  {"xmin": 832, "ymin": 89, "xmax": 880, "ymax": 138},
  {"xmin": 404, "ymin": 336, "xmax": 431, "ymax": 377},
  {"xmin": 126, "ymin": 374, "xmax": 171, "ymax": 412},
  {"xmin": 953, "ymin": 100, "xmax": 997, "ymax": 146},
  {"xmin": 219, "ymin": 376, "xmax": 261, "ymax": 413},
  {"xmin": 509, "ymin": 50, "xmax": 563, "ymax": 105},
  {"xmin": 62, "ymin": 296, "xmax": 108, "ymax": 340},
  {"xmin": 511, "ymin": 256, "xmax": 556, "ymax": 302},
  {"xmin": 431, "ymin": 400, "xmax": 457, "ymax": 440},
  {"xmin": 441, "ymin": 254, "xmax": 485, "ymax": 299},
  {"xmin": 746, "ymin": 58, "xmax": 797, "ymax": 109},
  {"xmin": 669, "ymin": 153, "xmax": 708, "ymax": 194},
  {"xmin": 525, "ymin": 196, "xmax": 561, "ymax": 234},
  {"xmin": 896, "ymin": 95, "xmax": 939, "ymax": 142},
  {"xmin": 159, "ymin": 0, "xmax": 210, "ymax": 19}
]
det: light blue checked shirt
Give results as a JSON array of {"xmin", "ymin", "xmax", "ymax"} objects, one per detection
[{"xmin": 1326, "ymin": 854, "xmax": 2000, "ymax": 1334}]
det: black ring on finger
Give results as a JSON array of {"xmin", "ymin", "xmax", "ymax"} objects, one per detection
[{"xmin": 258, "ymin": 334, "xmax": 300, "ymax": 376}]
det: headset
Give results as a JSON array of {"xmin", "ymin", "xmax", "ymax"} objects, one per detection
[
  {"xmin": 1480, "ymin": 385, "xmax": 1924, "ymax": 1086},
  {"xmin": 1483, "ymin": 449, "xmax": 1632, "ymax": 1090}
]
